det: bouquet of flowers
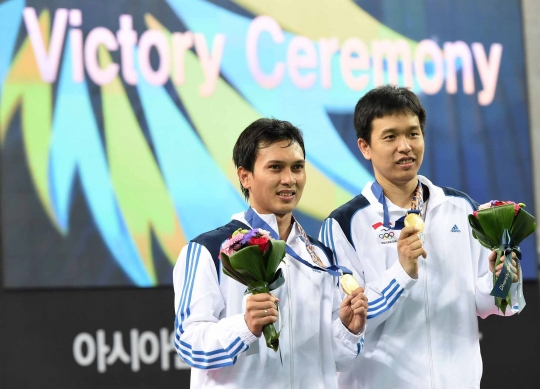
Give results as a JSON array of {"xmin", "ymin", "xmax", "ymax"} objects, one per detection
[
  {"xmin": 468, "ymin": 201, "xmax": 536, "ymax": 314},
  {"xmin": 219, "ymin": 228, "xmax": 286, "ymax": 351}
]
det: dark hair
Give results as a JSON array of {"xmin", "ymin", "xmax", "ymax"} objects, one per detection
[
  {"xmin": 233, "ymin": 118, "xmax": 305, "ymax": 200},
  {"xmin": 353, "ymin": 85, "xmax": 426, "ymax": 144}
]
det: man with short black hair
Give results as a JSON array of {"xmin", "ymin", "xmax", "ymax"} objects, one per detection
[
  {"xmin": 320, "ymin": 85, "xmax": 521, "ymax": 389},
  {"xmin": 174, "ymin": 118, "xmax": 368, "ymax": 388}
]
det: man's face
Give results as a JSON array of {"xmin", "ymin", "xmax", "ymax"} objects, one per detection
[
  {"xmin": 239, "ymin": 140, "xmax": 306, "ymax": 216},
  {"xmin": 358, "ymin": 113, "xmax": 424, "ymax": 188}
]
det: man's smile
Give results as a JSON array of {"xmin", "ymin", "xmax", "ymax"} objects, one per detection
[
  {"xmin": 277, "ymin": 190, "xmax": 296, "ymax": 200},
  {"xmin": 396, "ymin": 156, "xmax": 416, "ymax": 168}
]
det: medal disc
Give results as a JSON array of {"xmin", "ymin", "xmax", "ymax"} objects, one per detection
[
  {"xmin": 404, "ymin": 213, "xmax": 425, "ymax": 233},
  {"xmin": 341, "ymin": 274, "xmax": 360, "ymax": 295}
]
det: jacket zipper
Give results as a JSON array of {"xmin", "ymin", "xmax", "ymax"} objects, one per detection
[
  {"xmin": 421, "ymin": 235, "xmax": 436, "ymax": 389},
  {"xmin": 285, "ymin": 257, "xmax": 294, "ymax": 389}
]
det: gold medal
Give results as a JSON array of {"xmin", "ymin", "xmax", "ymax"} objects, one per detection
[
  {"xmin": 404, "ymin": 212, "xmax": 425, "ymax": 233},
  {"xmin": 341, "ymin": 274, "xmax": 360, "ymax": 295}
]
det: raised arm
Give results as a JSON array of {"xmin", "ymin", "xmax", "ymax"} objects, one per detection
[{"xmin": 320, "ymin": 218, "xmax": 418, "ymax": 332}]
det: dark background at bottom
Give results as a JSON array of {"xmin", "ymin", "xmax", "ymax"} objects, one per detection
[{"xmin": 0, "ymin": 282, "xmax": 538, "ymax": 388}]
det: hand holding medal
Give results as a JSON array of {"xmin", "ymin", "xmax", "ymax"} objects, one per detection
[
  {"xmin": 398, "ymin": 182, "xmax": 428, "ymax": 279},
  {"xmin": 339, "ymin": 273, "xmax": 367, "ymax": 334}
]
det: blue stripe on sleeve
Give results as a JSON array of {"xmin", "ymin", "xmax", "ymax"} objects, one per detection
[
  {"xmin": 186, "ymin": 244, "xmax": 202, "ymax": 318},
  {"xmin": 177, "ymin": 243, "xmax": 202, "ymax": 334},
  {"xmin": 176, "ymin": 243, "xmax": 193, "ymax": 328},
  {"xmin": 356, "ymin": 338, "xmax": 364, "ymax": 356},
  {"xmin": 176, "ymin": 337, "xmax": 242, "ymax": 356},
  {"xmin": 173, "ymin": 243, "xmax": 247, "ymax": 369},
  {"xmin": 368, "ymin": 279, "xmax": 397, "ymax": 306},
  {"xmin": 185, "ymin": 356, "xmax": 238, "ymax": 370},
  {"xmin": 320, "ymin": 219, "xmax": 328, "ymax": 247},
  {"xmin": 366, "ymin": 279, "xmax": 404, "ymax": 319},
  {"xmin": 176, "ymin": 337, "xmax": 247, "ymax": 369},
  {"xmin": 178, "ymin": 338, "xmax": 245, "ymax": 361},
  {"xmin": 367, "ymin": 289, "xmax": 404, "ymax": 319},
  {"xmin": 368, "ymin": 283, "xmax": 400, "ymax": 311},
  {"xmin": 178, "ymin": 244, "xmax": 194, "ymax": 333}
]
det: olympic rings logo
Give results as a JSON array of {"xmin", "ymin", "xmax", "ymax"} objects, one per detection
[{"xmin": 379, "ymin": 232, "xmax": 395, "ymax": 240}]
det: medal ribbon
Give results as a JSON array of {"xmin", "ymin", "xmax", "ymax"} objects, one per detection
[
  {"xmin": 410, "ymin": 182, "xmax": 424, "ymax": 218},
  {"xmin": 245, "ymin": 208, "xmax": 352, "ymax": 276},
  {"xmin": 371, "ymin": 180, "xmax": 424, "ymax": 230}
]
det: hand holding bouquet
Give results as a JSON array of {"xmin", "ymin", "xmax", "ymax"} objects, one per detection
[
  {"xmin": 220, "ymin": 228, "xmax": 286, "ymax": 351},
  {"xmin": 468, "ymin": 201, "xmax": 536, "ymax": 314}
]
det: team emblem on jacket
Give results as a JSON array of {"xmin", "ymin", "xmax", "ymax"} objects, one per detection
[{"xmin": 372, "ymin": 222, "xmax": 398, "ymax": 244}]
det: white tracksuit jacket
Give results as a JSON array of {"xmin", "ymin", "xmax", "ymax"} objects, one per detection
[
  {"xmin": 320, "ymin": 175, "xmax": 519, "ymax": 389},
  {"xmin": 173, "ymin": 210, "xmax": 364, "ymax": 389}
]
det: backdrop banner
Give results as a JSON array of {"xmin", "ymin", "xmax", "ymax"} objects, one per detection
[{"xmin": 0, "ymin": 0, "xmax": 536, "ymax": 289}]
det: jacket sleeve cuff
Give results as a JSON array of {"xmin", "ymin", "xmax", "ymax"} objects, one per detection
[
  {"xmin": 227, "ymin": 314, "xmax": 259, "ymax": 345},
  {"xmin": 334, "ymin": 318, "xmax": 365, "ymax": 344},
  {"xmin": 388, "ymin": 259, "xmax": 417, "ymax": 290}
]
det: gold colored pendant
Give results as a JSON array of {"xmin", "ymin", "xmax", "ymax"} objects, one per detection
[
  {"xmin": 404, "ymin": 212, "xmax": 425, "ymax": 233},
  {"xmin": 341, "ymin": 274, "xmax": 360, "ymax": 295}
]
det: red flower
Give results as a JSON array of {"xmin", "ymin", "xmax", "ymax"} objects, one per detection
[{"xmin": 249, "ymin": 237, "xmax": 269, "ymax": 253}]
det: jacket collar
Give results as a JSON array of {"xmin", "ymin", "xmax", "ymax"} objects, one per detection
[
  {"xmin": 232, "ymin": 208, "xmax": 300, "ymax": 244},
  {"xmin": 361, "ymin": 175, "xmax": 449, "ymax": 215}
]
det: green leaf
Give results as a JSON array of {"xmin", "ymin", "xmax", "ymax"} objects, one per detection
[
  {"xmin": 468, "ymin": 215, "xmax": 496, "ymax": 248},
  {"xmin": 222, "ymin": 268, "xmax": 248, "ymax": 286},
  {"xmin": 268, "ymin": 269, "xmax": 285, "ymax": 291},
  {"xmin": 471, "ymin": 228, "xmax": 495, "ymax": 249},
  {"xmin": 499, "ymin": 297, "xmax": 508, "ymax": 315},
  {"xmin": 229, "ymin": 246, "xmax": 266, "ymax": 281},
  {"xmin": 510, "ymin": 208, "xmax": 536, "ymax": 245},
  {"xmin": 468, "ymin": 214, "xmax": 485, "ymax": 234},
  {"xmin": 232, "ymin": 268, "xmax": 261, "ymax": 284},
  {"xmin": 220, "ymin": 253, "xmax": 253, "ymax": 286},
  {"xmin": 262, "ymin": 323, "xmax": 280, "ymax": 352},
  {"xmin": 477, "ymin": 205, "xmax": 515, "ymax": 244},
  {"xmin": 264, "ymin": 240, "xmax": 286, "ymax": 281},
  {"xmin": 247, "ymin": 281, "xmax": 270, "ymax": 295},
  {"xmin": 221, "ymin": 242, "xmax": 286, "ymax": 290}
]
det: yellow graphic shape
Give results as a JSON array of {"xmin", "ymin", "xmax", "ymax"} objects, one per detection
[
  {"xmin": 145, "ymin": 14, "xmax": 352, "ymax": 219},
  {"xmin": 99, "ymin": 46, "xmax": 185, "ymax": 281},
  {"xmin": 233, "ymin": 0, "xmax": 416, "ymax": 45},
  {"xmin": 0, "ymin": 9, "xmax": 56, "ymax": 226}
]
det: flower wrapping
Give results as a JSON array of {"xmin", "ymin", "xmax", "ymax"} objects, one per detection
[
  {"xmin": 219, "ymin": 228, "xmax": 286, "ymax": 352},
  {"xmin": 468, "ymin": 201, "xmax": 536, "ymax": 314}
]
